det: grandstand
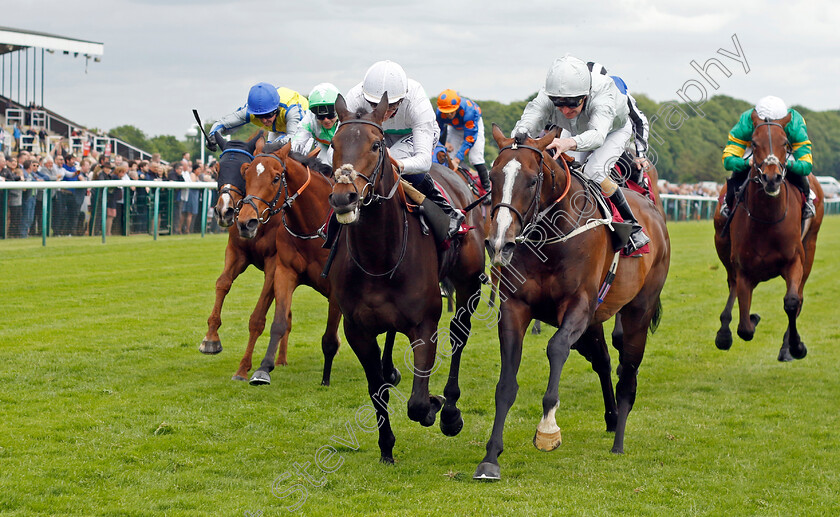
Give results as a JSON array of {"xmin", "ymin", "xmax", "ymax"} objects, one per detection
[{"xmin": 1, "ymin": 26, "xmax": 155, "ymax": 161}]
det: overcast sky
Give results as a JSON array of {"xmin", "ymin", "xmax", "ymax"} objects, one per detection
[{"xmin": 3, "ymin": 0, "xmax": 839, "ymax": 138}]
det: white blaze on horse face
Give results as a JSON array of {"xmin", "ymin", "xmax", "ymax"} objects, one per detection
[
  {"xmin": 220, "ymin": 191, "xmax": 233, "ymax": 214},
  {"xmin": 256, "ymin": 163, "xmax": 265, "ymax": 176},
  {"xmin": 491, "ymin": 158, "xmax": 521, "ymax": 253}
]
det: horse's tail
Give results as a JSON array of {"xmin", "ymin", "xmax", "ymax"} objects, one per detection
[{"xmin": 648, "ymin": 296, "xmax": 663, "ymax": 335}]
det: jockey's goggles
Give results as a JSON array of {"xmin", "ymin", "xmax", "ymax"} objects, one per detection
[
  {"xmin": 312, "ymin": 105, "xmax": 336, "ymax": 120},
  {"xmin": 368, "ymin": 99, "xmax": 402, "ymax": 112},
  {"xmin": 548, "ymin": 95, "xmax": 585, "ymax": 108},
  {"xmin": 254, "ymin": 109, "xmax": 279, "ymax": 121}
]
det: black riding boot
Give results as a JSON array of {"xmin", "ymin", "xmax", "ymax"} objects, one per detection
[
  {"xmin": 417, "ymin": 174, "xmax": 465, "ymax": 238},
  {"xmin": 475, "ymin": 163, "xmax": 491, "ymax": 192},
  {"xmin": 720, "ymin": 176, "xmax": 740, "ymax": 219},
  {"xmin": 787, "ymin": 173, "xmax": 816, "ymax": 219},
  {"xmin": 609, "ymin": 188, "xmax": 650, "ymax": 253}
]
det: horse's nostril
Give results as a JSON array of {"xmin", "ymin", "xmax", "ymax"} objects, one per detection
[
  {"xmin": 501, "ymin": 242, "xmax": 516, "ymax": 256},
  {"xmin": 246, "ymin": 219, "xmax": 259, "ymax": 231},
  {"xmin": 347, "ymin": 191, "xmax": 359, "ymax": 204}
]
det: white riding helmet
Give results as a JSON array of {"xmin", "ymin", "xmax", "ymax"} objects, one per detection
[
  {"xmin": 544, "ymin": 54, "xmax": 592, "ymax": 97},
  {"xmin": 362, "ymin": 60, "xmax": 408, "ymax": 104},
  {"xmin": 755, "ymin": 96, "xmax": 788, "ymax": 120}
]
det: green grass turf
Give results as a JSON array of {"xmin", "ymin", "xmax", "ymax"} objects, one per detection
[{"xmin": 1, "ymin": 218, "xmax": 839, "ymax": 516}]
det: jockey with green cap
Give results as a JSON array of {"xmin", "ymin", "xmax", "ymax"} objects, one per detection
[{"xmin": 291, "ymin": 83, "xmax": 340, "ymax": 165}]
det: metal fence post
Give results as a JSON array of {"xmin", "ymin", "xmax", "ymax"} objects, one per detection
[
  {"xmin": 153, "ymin": 187, "xmax": 160, "ymax": 241},
  {"xmin": 101, "ymin": 186, "xmax": 107, "ymax": 244}
]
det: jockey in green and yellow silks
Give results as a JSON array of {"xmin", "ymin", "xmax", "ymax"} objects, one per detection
[
  {"xmin": 720, "ymin": 95, "xmax": 814, "ymax": 219},
  {"xmin": 210, "ymin": 83, "xmax": 309, "ymax": 145}
]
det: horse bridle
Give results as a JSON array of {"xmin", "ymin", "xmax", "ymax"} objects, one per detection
[
  {"xmin": 218, "ymin": 147, "xmax": 254, "ymax": 201},
  {"xmin": 751, "ymin": 120, "xmax": 791, "ymax": 187},
  {"xmin": 740, "ymin": 120, "xmax": 792, "ymax": 225},
  {"xmin": 334, "ymin": 119, "xmax": 400, "ymax": 205},
  {"xmin": 490, "ymin": 141, "xmax": 572, "ymax": 242},
  {"xmin": 237, "ymin": 153, "xmax": 324, "ymax": 239}
]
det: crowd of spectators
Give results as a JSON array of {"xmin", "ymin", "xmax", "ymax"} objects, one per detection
[
  {"xmin": 658, "ymin": 180, "xmax": 722, "ymax": 198},
  {"xmin": 0, "ymin": 140, "xmax": 218, "ymax": 239}
]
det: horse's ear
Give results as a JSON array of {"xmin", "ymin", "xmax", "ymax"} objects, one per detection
[
  {"xmin": 307, "ymin": 147, "xmax": 320, "ymax": 160},
  {"xmin": 492, "ymin": 123, "xmax": 512, "ymax": 148},
  {"xmin": 276, "ymin": 140, "xmax": 292, "ymax": 159},
  {"xmin": 255, "ymin": 137, "xmax": 265, "ymax": 155},
  {"xmin": 214, "ymin": 131, "xmax": 227, "ymax": 151},
  {"xmin": 535, "ymin": 127, "xmax": 558, "ymax": 151},
  {"xmin": 372, "ymin": 92, "xmax": 389, "ymax": 124},
  {"xmin": 779, "ymin": 112, "xmax": 792, "ymax": 127},
  {"xmin": 335, "ymin": 94, "xmax": 351, "ymax": 122},
  {"xmin": 750, "ymin": 108, "xmax": 762, "ymax": 126},
  {"xmin": 247, "ymin": 130, "xmax": 264, "ymax": 151},
  {"xmin": 240, "ymin": 162, "xmax": 249, "ymax": 178}
]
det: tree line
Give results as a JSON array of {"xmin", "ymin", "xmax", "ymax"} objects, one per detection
[{"xmin": 109, "ymin": 94, "xmax": 840, "ymax": 183}]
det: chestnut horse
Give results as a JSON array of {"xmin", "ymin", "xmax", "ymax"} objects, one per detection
[
  {"xmin": 713, "ymin": 110, "xmax": 824, "ymax": 361},
  {"xmin": 199, "ymin": 133, "xmax": 293, "ymax": 381},
  {"xmin": 235, "ymin": 140, "xmax": 342, "ymax": 386},
  {"xmin": 326, "ymin": 94, "xmax": 486, "ymax": 463},
  {"xmin": 475, "ymin": 126, "xmax": 670, "ymax": 480}
]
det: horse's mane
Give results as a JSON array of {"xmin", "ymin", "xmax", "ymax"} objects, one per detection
[{"xmin": 289, "ymin": 150, "xmax": 333, "ymax": 177}]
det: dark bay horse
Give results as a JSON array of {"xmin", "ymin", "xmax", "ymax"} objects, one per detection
[
  {"xmin": 199, "ymin": 132, "xmax": 292, "ymax": 381},
  {"xmin": 475, "ymin": 125, "xmax": 670, "ymax": 480},
  {"xmin": 326, "ymin": 94, "xmax": 486, "ymax": 463},
  {"xmin": 714, "ymin": 110, "xmax": 824, "ymax": 361},
  {"xmin": 235, "ymin": 139, "xmax": 342, "ymax": 386}
]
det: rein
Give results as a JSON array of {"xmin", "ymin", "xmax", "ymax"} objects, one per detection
[{"xmin": 333, "ymin": 118, "xmax": 410, "ymax": 278}]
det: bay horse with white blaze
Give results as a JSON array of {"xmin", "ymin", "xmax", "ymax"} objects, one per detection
[
  {"xmin": 235, "ymin": 139, "xmax": 342, "ymax": 386},
  {"xmin": 474, "ymin": 126, "xmax": 670, "ymax": 480},
  {"xmin": 713, "ymin": 110, "xmax": 824, "ymax": 361},
  {"xmin": 327, "ymin": 94, "xmax": 486, "ymax": 463}
]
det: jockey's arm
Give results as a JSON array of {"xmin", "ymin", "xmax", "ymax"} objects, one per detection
[
  {"xmin": 722, "ymin": 110, "xmax": 754, "ymax": 173},
  {"xmin": 786, "ymin": 111, "xmax": 813, "ymax": 176},
  {"xmin": 209, "ymin": 107, "xmax": 249, "ymax": 137}
]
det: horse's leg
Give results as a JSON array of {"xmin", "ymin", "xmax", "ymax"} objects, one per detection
[
  {"xmin": 735, "ymin": 275, "xmax": 761, "ymax": 342},
  {"xmin": 275, "ymin": 308, "xmax": 291, "ymax": 366},
  {"xmin": 488, "ymin": 269, "xmax": 499, "ymax": 308},
  {"xmin": 474, "ymin": 301, "xmax": 531, "ymax": 481},
  {"xmin": 578, "ymin": 323, "xmax": 618, "ymax": 432},
  {"xmin": 320, "ymin": 300, "xmax": 342, "ymax": 386},
  {"xmin": 200, "ymin": 244, "xmax": 248, "ymax": 355},
  {"xmin": 439, "ymin": 275, "xmax": 482, "ymax": 437},
  {"xmin": 534, "ymin": 301, "xmax": 591, "ymax": 452},
  {"xmin": 611, "ymin": 303, "xmax": 653, "ymax": 454},
  {"xmin": 232, "ymin": 260, "xmax": 276, "ymax": 380},
  {"xmin": 380, "ymin": 330, "xmax": 400, "ymax": 387},
  {"xmin": 531, "ymin": 320, "xmax": 542, "ymax": 335},
  {"xmin": 405, "ymin": 319, "xmax": 444, "ymax": 428},
  {"xmin": 781, "ymin": 259, "xmax": 807, "ymax": 361},
  {"xmin": 249, "ymin": 268, "xmax": 297, "ymax": 386},
  {"xmin": 345, "ymin": 321, "xmax": 396, "ymax": 463},
  {"xmin": 715, "ymin": 277, "xmax": 737, "ymax": 351}
]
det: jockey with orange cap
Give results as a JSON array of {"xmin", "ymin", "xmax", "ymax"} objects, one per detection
[{"xmin": 435, "ymin": 89, "xmax": 491, "ymax": 192}]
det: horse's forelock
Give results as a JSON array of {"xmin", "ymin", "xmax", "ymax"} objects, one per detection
[{"xmin": 514, "ymin": 132, "xmax": 528, "ymax": 146}]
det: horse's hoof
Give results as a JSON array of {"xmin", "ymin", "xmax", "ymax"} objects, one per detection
[
  {"xmin": 379, "ymin": 456, "xmax": 395, "ymax": 465},
  {"xmin": 715, "ymin": 330, "xmax": 732, "ymax": 350},
  {"xmin": 440, "ymin": 407, "xmax": 463, "ymax": 437},
  {"xmin": 231, "ymin": 374, "xmax": 248, "ymax": 381},
  {"xmin": 473, "ymin": 462, "xmax": 501, "ymax": 481},
  {"xmin": 321, "ymin": 379, "xmax": 331, "ymax": 387},
  {"xmin": 418, "ymin": 396, "xmax": 444, "ymax": 427},
  {"xmin": 750, "ymin": 313, "xmax": 761, "ymax": 327},
  {"xmin": 737, "ymin": 328, "xmax": 755, "ymax": 342},
  {"xmin": 610, "ymin": 445, "xmax": 625, "ymax": 454},
  {"xmin": 249, "ymin": 371, "xmax": 271, "ymax": 386},
  {"xmin": 199, "ymin": 339, "xmax": 222, "ymax": 355},
  {"xmin": 533, "ymin": 428, "xmax": 563, "ymax": 452},
  {"xmin": 387, "ymin": 367, "xmax": 401, "ymax": 387},
  {"xmin": 790, "ymin": 342, "xmax": 807, "ymax": 360}
]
